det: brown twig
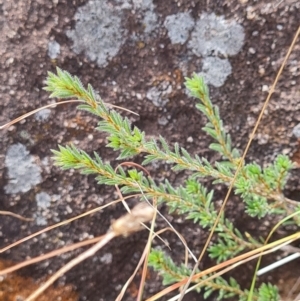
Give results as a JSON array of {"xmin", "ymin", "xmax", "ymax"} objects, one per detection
[{"xmin": 0, "ymin": 210, "xmax": 33, "ymax": 222}]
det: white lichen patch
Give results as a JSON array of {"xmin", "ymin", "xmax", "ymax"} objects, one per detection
[
  {"xmin": 36, "ymin": 192, "xmax": 51, "ymax": 209},
  {"xmin": 146, "ymin": 81, "xmax": 172, "ymax": 107},
  {"xmin": 35, "ymin": 215, "xmax": 48, "ymax": 226},
  {"xmin": 5, "ymin": 143, "xmax": 42, "ymax": 194},
  {"xmin": 35, "ymin": 108, "xmax": 51, "ymax": 121},
  {"xmin": 66, "ymin": 1, "xmax": 127, "ymax": 67},
  {"xmin": 115, "ymin": 0, "xmax": 155, "ymax": 10},
  {"xmin": 183, "ymin": 13, "xmax": 245, "ymax": 87},
  {"xmin": 292, "ymin": 123, "xmax": 300, "ymax": 138},
  {"xmin": 47, "ymin": 40, "xmax": 60, "ymax": 59},
  {"xmin": 117, "ymin": 0, "xmax": 158, "ymax": 34},
  {"xmin": 188, "ymin": 13, "xmax": 245, "ymax": 57},
  {"xmin": 164, "ymin": 12, "xmax": 195, "ymax": 45},
  {"xmin": 67, "ymin": 0, "xmax": 161, "ymax": 66},
  {"xmin": 199, "ymin": 57, "xmax": 232, "ymax": 87},
  {"xmin": 143, "ymin": 10, "xmax": 158, "ymax": 33},
  {"xmin": 100, "ymin": 253, "xmax": 113, "ymax": 264},
  {"xmin": 34, "ymin": 192, "xmax": 53, "ymax": 226},
  {"xmin": 132, "ymin": 0, "xmax": 155, "ymax": 11}
]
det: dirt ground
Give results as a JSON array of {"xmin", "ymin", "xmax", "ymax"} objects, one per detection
[{"xmin": 0, "ymin": 0, "xmax": 300, "ymax": 300}]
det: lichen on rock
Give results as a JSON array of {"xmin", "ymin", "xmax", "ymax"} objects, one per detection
[
  {"xmin": 164, "ymin": 12, "xmax": 195, "ymax": 45},
  {"xmin": 5, "ymin": 143, "xmax": 42, "ymax": 194},
  {"xmin": 188, "ymin": 13, "xmax": 245, "ymax": 57},
  {"xmin": 66, "ymin": 1, "xmax": 127, "ymax": 67}
]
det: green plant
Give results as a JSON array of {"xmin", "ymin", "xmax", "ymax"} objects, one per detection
[{"xmin": 44, "ymin": 68, "xmax": 299, "ymax": 301}]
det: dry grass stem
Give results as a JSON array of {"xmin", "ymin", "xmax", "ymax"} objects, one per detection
[
  {"xmin": 146, "ymin": 232, "xmax": 300, "ymax": 301},
  {"xmin": 176, "ymin": 24, "xmax": 300, "ymax": 301},
  {"xmin": 0, "ymin": 235, "xmax": 104, "ymax": 276},
  {"xmin": 25, "ymin": 202, "xmax": 155, "ymax": 301},
  {"xmin": 0, "ymin": 196, "xmax": 134, "ymax": 254},
  {"xmin": 0, "ymin": 210, "xmax": 33, "ymax": 221},
  {"xmin": 0, "ymin": 99, "xmax": 138, "ymax": 131}
]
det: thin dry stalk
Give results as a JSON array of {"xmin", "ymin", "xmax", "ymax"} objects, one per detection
[
  {"xmin": 25, "ymin": 202, "xmax": 155, "ymax": 301},
  {"xmin": 25, "ymin": 231, "xmax": 116, "ymax": 301},
  {"xmin": 116, "ymin": 243, "xmax": 149, "ymax": 301},
  {"xmin": 116, "ymin": 227, "xmax": 174, "ymax": 301},
  {"xmin": 146, "ymin": 232, "xmax": 300, "ymax": 301},
  {"xmin": 167, "ymin": 239, "xmax": 299, "ymax": 301},
  {"xmin": 177, "ymin": 24, "xmax": 300, "ymax": 301},
  {"xmin": 114, "ymin": 162, "xmax": 151, "ymax": 214},
  {"xmin": 0, "ymin": 99, "xmax": 138, "ymax": 130},
  {"xmin": 113, "ymin": 164, "xmax": 196, "ymax": 300},
  {"xmin": 136, "ymin": 181, "xmax": 197, "ymax": 263},
  {"xmin": 0, "ymin": 210, "xmax": 33, "ymax": 221},
  {"xmin": 0, "ymin": 196, "xmax": 134, "ymax": 253},
  {"xmin": 290, "ymin": 277, "xmax": 300, "ymax": 301},
  {"xmin": 0, "ymin": 100, "xmax": 82, "ymax": 130},
  {"xmin": 137, "ymin": 198, "xmax": 158, "ymax": 301},
  {"xmin": 0, "ymin": 235, "xmax": 104, "ymax": 276}
]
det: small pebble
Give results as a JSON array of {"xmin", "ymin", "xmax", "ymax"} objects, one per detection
[
  {"xmin": 277, "ymin": 25, "xmax": 283, "ymax": 31},
  {"xmin": 158, "ymin": 116, "xmax": 168, "ymax": 125},
  {"xmin": 47, "ymin": 40, "xmax": 60, "ymax": 59},
  {"xmin": 258, "ymin": 66, "xmax": 265, "ymax": 76},
  {"xmin": 6, "ymin": 57, "xmax": 14, "ymax": 65},
  {"xmin": 249, "ymin": 47, "xmax": 256, "ymax": 54},
  {"xmin": 292, "ymin": 123, "xmax": 300, "ymax": 138}
]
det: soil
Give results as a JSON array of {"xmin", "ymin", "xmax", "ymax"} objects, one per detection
[
  {"xmin": 0, "ymin": 259, "xmax": 78, "ymax": 301},
  {"xmin": 0, "ymin": 0, "xmax": 300, "ymax": 301}
]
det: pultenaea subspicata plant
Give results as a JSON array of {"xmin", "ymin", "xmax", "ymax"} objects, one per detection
[{"xmin": 45, "ymin": 68, "xmax": 299, "ymax": 301}]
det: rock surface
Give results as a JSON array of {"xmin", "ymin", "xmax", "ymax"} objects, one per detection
[{"xmin": 0, "ymin": 0, "xmax": 300, "ymax": 300}]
